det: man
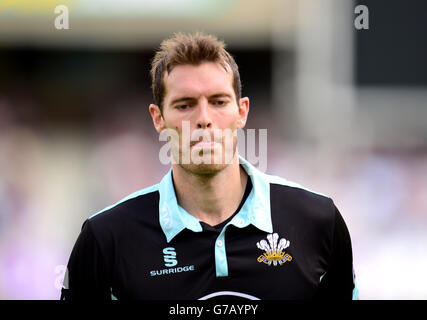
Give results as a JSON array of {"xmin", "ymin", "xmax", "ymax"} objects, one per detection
[{"xmin": 61, "ymin": 32, "xmax": 358, "ymax": 300}]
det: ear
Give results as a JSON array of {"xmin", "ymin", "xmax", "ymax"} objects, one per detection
[
  {"xmin": 149, "ymin": 104, "xmax": 166, "ymax": 133},
  {"xmin": 237, "ymin": 97, "xmax": 250, "ymax": 129}
]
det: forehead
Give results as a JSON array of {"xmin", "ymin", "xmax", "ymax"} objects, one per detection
[{"xmin": 163, "ymin": 62, "xmax": 235, "ymax": 101}]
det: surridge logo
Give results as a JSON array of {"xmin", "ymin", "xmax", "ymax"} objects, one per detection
[
  {"xmin": 256, "ymin": 233, "xmax": 292, "ymax": 266},
  {"xmin": 150, "ymin": 247, "xmax": 195, "ymax": 277},
  {"xmin": 163, "ymin": 247, "xmax": 177, "ymax": 267}
]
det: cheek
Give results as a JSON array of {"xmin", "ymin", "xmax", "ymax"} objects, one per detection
[
  {"xmin": 161, "ymin": 113, "xmax": 181, "ymax": 131},
  {"xmin": 225, "ymin": 118, "xmax": 240, "ymax": 130},
  {"xmin": 216, "ymin": 109, "xmax": 240, "ymax": 128}
]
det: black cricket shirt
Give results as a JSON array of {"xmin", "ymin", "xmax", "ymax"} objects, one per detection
[{"xmin": 61, "ymin": 156, "xmax": 358, "ymax": 300}]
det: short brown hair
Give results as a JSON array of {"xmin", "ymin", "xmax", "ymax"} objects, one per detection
[{"xmin": 150, "ymin": 32, "xmax": 241, "ymax": 109}]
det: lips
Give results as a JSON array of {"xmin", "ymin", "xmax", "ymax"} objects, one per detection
[
  {"xmin": 192, "ymin": 141, "xmax": 220, "ymax": 148},
  {"xmin": 190, "ymin": 133, "xmax": 221, "ymax": 147}
]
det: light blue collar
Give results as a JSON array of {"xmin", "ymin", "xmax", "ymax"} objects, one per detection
[{"xmin": 158, "ymin": 155, "xmax": 273, "ymax": 243}]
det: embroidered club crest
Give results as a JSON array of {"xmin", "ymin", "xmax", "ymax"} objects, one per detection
[{"xmin": 256, "ymin": 233, "xmax": 292, "ymax": 266}]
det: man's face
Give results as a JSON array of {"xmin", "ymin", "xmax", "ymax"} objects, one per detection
[{"xmin": 150, "ymin": 61, "xmax": 249, "ymax": 175}]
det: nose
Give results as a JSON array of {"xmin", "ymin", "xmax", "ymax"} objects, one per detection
[{"xmin": 195, "ymin": 98, "xmax": 212, "ymax": 129}]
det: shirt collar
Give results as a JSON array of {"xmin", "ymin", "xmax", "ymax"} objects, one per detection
[{"xmin": 158, "ymin": 155, "xmax": 273, "ymax": 243}]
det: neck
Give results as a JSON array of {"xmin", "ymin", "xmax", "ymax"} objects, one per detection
[{"xmin": 172, "ymin": 154, "xmax": 248, "ymax": 226}]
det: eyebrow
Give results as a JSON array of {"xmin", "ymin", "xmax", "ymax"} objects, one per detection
[
  {"xmin": 170, "ymin": 96, "xmax": 197, "ymax": 106},
  {"xmin": 209, "ymin": 93, "xmax": 233, "ymax": 99},
  {"xmin": 170, "ymin": 93, "xmax": 233, "ymax": 106}
]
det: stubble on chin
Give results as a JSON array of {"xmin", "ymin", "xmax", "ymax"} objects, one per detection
[{"xmin": 177, "ymin": 142, "xmax": 238, "ymax": 177}]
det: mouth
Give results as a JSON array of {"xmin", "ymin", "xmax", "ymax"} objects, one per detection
[{"xmin": 192, "ymin": 141, "xmax": 220, "ymax": 148}]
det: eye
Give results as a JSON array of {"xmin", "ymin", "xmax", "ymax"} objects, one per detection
[
  {"xmin": 213, "ymin": 100, "xmax": 227, "ymax": 106},
  {"xmin": 176, "ymin": 104, "xmax": 190, "ymax": 110}
]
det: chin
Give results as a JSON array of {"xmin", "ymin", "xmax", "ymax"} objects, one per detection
[
  {"xmin": 182, "ymin": 148, "xmax": 236, "ymax": 176},
  {"xmin": 179, "ymin": 161, "xmax": 228, "ymax": 177},
  {"xmin": 176, "ymin": 143, "xmax": 238, "ymax": 176}
]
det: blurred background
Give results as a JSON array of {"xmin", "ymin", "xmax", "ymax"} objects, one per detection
[{"xmin": 0, "ymin": 0, "xmax": 426, "ymax": 299}]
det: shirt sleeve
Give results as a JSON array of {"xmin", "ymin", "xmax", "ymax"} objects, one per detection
[
  {"xmin": 60, "ymin": 219, "xmax": 112, "ymax": 300},
  {"xmin": 314, "ymin": 206, "xmax": 358, "ymax": 300}
]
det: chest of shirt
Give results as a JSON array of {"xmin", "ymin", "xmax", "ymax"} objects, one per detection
[{"xmin": 109, "ymin": 224, "xmax": 328, "ymax": 300}]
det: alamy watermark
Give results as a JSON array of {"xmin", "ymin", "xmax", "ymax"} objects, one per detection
[
  {"xmin": 354, "ymin": 4, "xmax": 369, "ymax": 30},
  {"xmin": 54, "ymin": 5, "xmax": 70, "ymax": 30},
  {"xmin": 53, "ymin": 4, "xmax": 370, "ymax": 31},
  {"xmin": 158, "ymin": 121, "xmax": 268, "ymax": 173}
]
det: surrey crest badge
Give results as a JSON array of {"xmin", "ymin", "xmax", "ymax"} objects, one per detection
[{"xmin": 256, "ymin": 233, "xmax": 292, "ymax": 266}]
